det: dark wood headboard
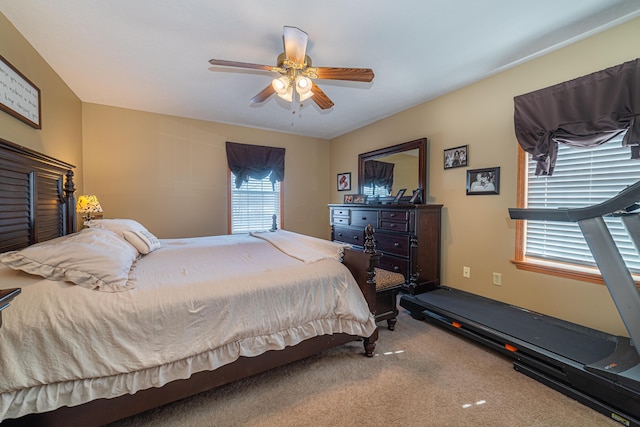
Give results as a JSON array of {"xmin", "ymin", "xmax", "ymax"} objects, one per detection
[{"xmin": 0, "ymin": 137, "xmax": 76, "ymax": 253}]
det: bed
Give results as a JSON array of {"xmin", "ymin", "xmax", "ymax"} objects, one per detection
[{"xmin": 0, "ymin": 138, "xmax": 381, "ymax": 426}]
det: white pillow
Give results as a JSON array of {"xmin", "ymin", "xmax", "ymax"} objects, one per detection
[
  {"xmin": 123, "ymin": 230, "xmax": 161, "ymax": 254},
  {"xmin": 84, "ymin": 218, "xmax": 147, "ymax": 238},
  {"xmin": 85, "ymin": 218, "xmax": 161, "ymax": 254},
  {"xmin": 0, "ymin": 228, "xmax": 138, "ymax": 292}
]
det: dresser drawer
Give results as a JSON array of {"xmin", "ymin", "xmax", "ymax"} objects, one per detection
[
  {"xmin": 332, "ymin": 208, "xmax": 350, "ymax": 217},
  {"xmin": 381, "ymin": 210, "xmax": 409, "ymax": 221},
  {"xmin": 350, "ymin": 209, "xmax": 378, "ymax": 228},
  {"xmin": 332, "ymin": 226, "xmax": 365, "ymax": 247},
  {"xmin": 375, "ymin": 232, "xmax": 411, "ymax": 257},
  {"xmin": 332, "ymin": 215, "xmax": 350, "ymax": 226},
  {"xmin": 380, "ymin": 220, "xmax": 409, "ymax": 232},
  {"xmin": 378, "ymin": 254, "xmax": 409, "ymax": 278}
]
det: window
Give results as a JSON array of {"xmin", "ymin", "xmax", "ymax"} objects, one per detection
[
  {"xmin": 229, "ymin": 172, "xmax": 282, "ymax": 234},
  {"xmin": 515, "ymin": 132, "xmax": 640, "ymax": 283},
  {"xmin": 363, "ymin": 184, "xmax": 390, "ymax": 197}
]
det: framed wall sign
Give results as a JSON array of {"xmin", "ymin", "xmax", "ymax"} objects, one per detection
[{"xmin": 0, "ymin": 55, "xmax": 41, "ymax": 129}]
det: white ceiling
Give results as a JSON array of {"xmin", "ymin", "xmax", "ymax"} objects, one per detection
[{"xmin": 2, "ymin": 1, "xmax": 640, "ymax": 139}]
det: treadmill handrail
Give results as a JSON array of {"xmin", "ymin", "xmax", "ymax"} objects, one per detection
[{"xmin": 509, "ymin": 180, "xmax": 640, "ymax": 222}]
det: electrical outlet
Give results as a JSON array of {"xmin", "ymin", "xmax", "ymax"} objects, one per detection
[
  {"xmin": 493, "ymin": 272, "xmax": 502, "ymax": 286},
  {"xmin": 463, "ymin": 266, "xmax": 471, "ymax": 278}
]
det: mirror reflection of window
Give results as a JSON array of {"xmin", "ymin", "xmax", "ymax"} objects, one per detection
[
  {"xmin": 363, "ymin": 151, "xmax": 419, "ymax": 197},
  {"xmin": 364, "ymin": 160, "xmax": 394, "ymax": 196}
]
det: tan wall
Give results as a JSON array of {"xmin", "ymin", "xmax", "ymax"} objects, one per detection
[
  {"xmin": 330, "ymin": 17, "xmax": 640, "ymax": 336},
  {"xmin": 0, "ymin": 13, "xmax": 83, "ymax": 184},
  {"xmin": 82, "ymin": 103, "xmax": 330, "ymax": 239}
]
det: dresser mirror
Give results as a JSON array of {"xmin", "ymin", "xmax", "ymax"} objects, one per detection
[{"xmin": 358, "ymin": 138, "xmax": 427, "ymax": 200}]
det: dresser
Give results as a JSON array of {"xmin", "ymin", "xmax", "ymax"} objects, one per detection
[{"xmin": 329, "ymin": 204, "xmax": 442, "ymax": 294}]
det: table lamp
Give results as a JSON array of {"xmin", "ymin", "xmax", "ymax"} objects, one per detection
[{"xmin": 76, "ymin": 195, "xmax": 103, "ymax": 221}]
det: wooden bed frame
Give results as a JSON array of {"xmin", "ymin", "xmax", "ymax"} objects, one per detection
[{"xmin": 0, "ymin": 138, "xmax": 381, "ymax": 426}]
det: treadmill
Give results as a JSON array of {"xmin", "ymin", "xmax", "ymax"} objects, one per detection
[{"xmin": 400, "ymin": 180, "xmax": 640, "ymax": 427}]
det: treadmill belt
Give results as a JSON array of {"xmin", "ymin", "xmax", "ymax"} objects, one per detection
[{"xmin": 413, "ymin": 288, "xmax": 617, "ymax": 365}]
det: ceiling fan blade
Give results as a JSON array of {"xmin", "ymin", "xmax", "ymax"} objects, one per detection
[
  {"xmin": 250, "ymin": 84, "xmax": 276, "ymax": 103},
  {"xmin": 310, "ymin": 83, "xmax": 334, "ymax": 110},
  {"xmin": 314, "ymin": 67, "xmax": 374, "ymax": 82},
  {"xmin": 283, "ymin": 26, "xmax": 308, "ymax": 64},
  {"xmin": 209, "ymin": 59, "xmax": 274, "ymax": 71}
]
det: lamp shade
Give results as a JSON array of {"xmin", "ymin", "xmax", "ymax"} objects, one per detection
[{"xmin": 76, "ymin": 195, "xmax": 103, "ymax": 214}]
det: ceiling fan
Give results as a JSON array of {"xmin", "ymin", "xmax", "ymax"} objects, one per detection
[{"xmin": 209, "ymin": 26, "xmax": 374, "ymax": 110}]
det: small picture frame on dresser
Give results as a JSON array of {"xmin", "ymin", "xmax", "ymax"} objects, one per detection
[
  {"xmin": 343, "ymin": 194, "xmax": 354, "ymax": 204},
  {"xmin": 352, "ymin": 194, "xmax": 367, "ymax": 204},
  {"xmin": 409, "ymin": 189, "xmax": 423, "ymax": 204},
  {"xmin": 392, "ymin": 189, "xmax": 406, "ymax": 204}
]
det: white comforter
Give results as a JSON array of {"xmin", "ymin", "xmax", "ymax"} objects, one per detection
[{"xmin": 0, "ymin": 231, "xmax": 376, "ymax": 420}]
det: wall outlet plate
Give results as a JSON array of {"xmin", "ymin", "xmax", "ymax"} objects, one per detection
[
  {"xmin": 493, "ymin": 272, "xmax": 502, "ymax": 286},
  {"xmin": 463, "ymin": 266, "xmax": 471, "ymax": 278}
]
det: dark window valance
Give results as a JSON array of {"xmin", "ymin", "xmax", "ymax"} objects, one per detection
[
  {"xmin": 364, "ymin": 160, "xmax": 394, "ymax": 193},
  {"xmin": 226, "ymin": 142, "xmax": 285, "ymax": 189},
  {"xmin": 514, "ymin": 58, "xmax": 640, "ymax": 176}
]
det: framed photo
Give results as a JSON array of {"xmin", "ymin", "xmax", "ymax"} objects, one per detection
[
  {"xmin": 409, "ymin": 188, "xmax": 423, "ymax": 204},
  {"xmin": 343, "ymin": 194, "xmax": 354, "ymax": 204},
  {"xmin": 393, "ymin": 188, "xmax": 406, "ymax": 204},
  {"xmin": 337, "ymin": 172, "xmax": 351, "ymax": 191},
  {"xmin": 0, "ymin": 55, "xmax": 41, "ymax": 129},
  {"xmin": 353, "ymin": 194, "xmax": 367, "ymax": 204},
  {"xmin": 444, "ymin": 145, "xmax": 468, "ymax": 169},
  {"xmin": 466, "ymin": 167, "xmax": 500, "ymax": 195}
]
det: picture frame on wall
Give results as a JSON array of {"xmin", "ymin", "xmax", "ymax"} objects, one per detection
[
  {"xmin": 444, "ymin": 145, "xmax": 468, "ymax": 169},
  {"xmin": 466, "ymin": 167, "xmax": 500, "ymax": 195},
  {"xmin": 337, "ymin": 172, "xmax": 351, "ymax": 191},
  {"xmin": 0, "ymin": 54, "xmax": 41, "ymax": 129}
]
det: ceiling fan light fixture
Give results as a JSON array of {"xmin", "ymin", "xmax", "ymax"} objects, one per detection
[
  {"xmin": 299, "ymin": 90, "xmax": 313, "ymax": 102},
  {"xmin": 271, "ymin": 76, "xmax": 290, "ymax": 95},
  {"xmin": 276, "ymin": 85, "xmax": 293, "ymax": 102},
  {"xmin": 295, "ymin": 76, "xmax": 312, "ymax": 94}
]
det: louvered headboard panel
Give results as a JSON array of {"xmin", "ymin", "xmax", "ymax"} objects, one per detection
[{"xmin": 0, "ymin": 138, "xmax": 76, "ymax": 253}]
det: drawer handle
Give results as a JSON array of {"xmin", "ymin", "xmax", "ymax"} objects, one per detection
[
  {"xmin": 394, "ymin": 266, "xmax": 400, "ymax": 272},
  {"xmin": 361, "ymin": 217, "xmax": 367, "ymax": 220},
  {"xmin": 390, "ymin": 213, "xmax": 396, "ymax": 217},
  {"xmin": 337, "ymin": 233, "xmax": 343, "ymax": 237},
  {"xmin": 353, "ymin": 235, "xmax": 359, "ymax": 240},
  {"xmin": 394, "ymin": 242, "xmax": 400, "ymax": 248},
  {"xmin": 389, "ymin": 224, "xmax": 396, "ymax": 228}
]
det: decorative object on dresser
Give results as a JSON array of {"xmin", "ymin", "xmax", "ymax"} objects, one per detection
[
  {"xmin": 330, "ymin": 203, "xmax": 442, "ymax": 295},
  {"xmin": 392, "ymin": 188, "xmax": 406, "ymax": 204},
  {"xmin": 409, "ymin": 188, "xmax": 423, "ymax": 204}
]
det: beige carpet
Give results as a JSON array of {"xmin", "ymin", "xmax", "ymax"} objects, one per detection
[{"xmin": 110, "ymin": 306, "xmax": 619, "ymax": 427}]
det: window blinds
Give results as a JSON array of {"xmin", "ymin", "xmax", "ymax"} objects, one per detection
[
  {"xmin": 526, "ymin": 132, "xmax": 640, "ymax": 273},
  {"xmin": 230, "ymin": 173, "xmax": 280, "ymax": 234}
]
